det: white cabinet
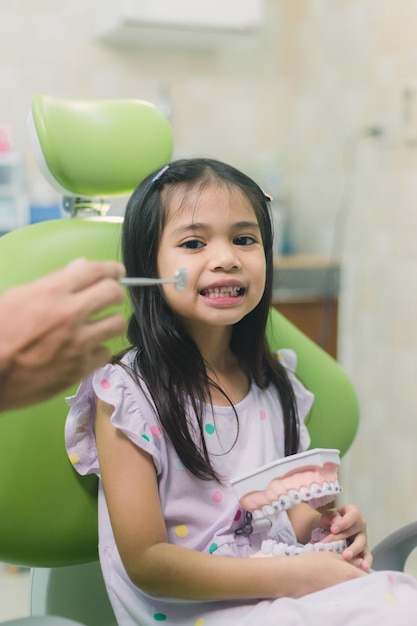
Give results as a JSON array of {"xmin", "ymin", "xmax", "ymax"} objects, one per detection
[{"xmin": 94, "ymin": 0, "xmax": 264, "ymax": 48}]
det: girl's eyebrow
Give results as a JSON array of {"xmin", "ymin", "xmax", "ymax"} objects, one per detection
[{"xmin": 171, "ymin": 221, "xmax": 261, "ymax": 236}]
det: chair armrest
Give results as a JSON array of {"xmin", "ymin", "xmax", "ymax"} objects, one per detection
[{"xmin": 372, "ymin": 521, "xmax": 417, "ymax": 571}]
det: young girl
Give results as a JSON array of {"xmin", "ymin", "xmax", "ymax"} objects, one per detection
[{"xmin": 66, "ymin": 158, "xmax": 417, "ymax": 625}]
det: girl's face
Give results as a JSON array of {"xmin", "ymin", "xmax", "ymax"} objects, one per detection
[{"xmin": 157, "ymin": 182, "xmax": 266, "ymax": 340}]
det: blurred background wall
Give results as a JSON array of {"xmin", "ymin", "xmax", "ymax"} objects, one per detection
[{"xmin": 1, "ymin": 0, "xmax": 417, "ymax": 570}]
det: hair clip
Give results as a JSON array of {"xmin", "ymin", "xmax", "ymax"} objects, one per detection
[
  {"xmin": 151, "ymin": 164, "xmax": 169, "ymax": 185},
  {"xmin": 261, "ymin": 188, "xmax": 274, "ymax": 202}
]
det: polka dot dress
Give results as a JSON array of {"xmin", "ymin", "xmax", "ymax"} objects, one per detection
[{"xmin": 65, "ymin": 350, "xmax": 417, "ymax": 625}]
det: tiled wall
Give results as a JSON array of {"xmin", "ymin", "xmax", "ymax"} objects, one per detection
[{"xmin": 2, "ymin": 0, "xmax": 417, "ymax": 566}]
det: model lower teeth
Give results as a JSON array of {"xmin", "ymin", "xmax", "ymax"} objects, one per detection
[{"xmin": 253, "ymin": 534, "xmax": 348, "ymax": 558}]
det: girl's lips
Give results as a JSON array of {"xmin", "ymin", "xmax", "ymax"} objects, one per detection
[
  {"xmin": 199, "ymin": 280, "xmax": 246, "ymax": 299},
  {"xmin": 200, "ymin": 285, "xmax": 245, "ymax": 298}
]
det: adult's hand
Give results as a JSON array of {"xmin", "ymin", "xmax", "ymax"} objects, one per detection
[{"xmin": 0, "ymin": 258, "xmax": 126, "ymax": 411}]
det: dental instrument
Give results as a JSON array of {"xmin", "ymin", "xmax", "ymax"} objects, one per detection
[{"xmin": 119, "ymin": 267, "xmax": 188, "ymax": 291}]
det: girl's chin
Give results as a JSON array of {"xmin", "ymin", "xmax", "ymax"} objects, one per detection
[{"xmin": 201, "ymin": 298, "xmax": 245, "ymax": 308}]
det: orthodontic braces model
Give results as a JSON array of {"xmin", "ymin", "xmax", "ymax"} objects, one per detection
[{"xmin": 230, "ymin": 448, "xmax": 347, "ymax": 557}]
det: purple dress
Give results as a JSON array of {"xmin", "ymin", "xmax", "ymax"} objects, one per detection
[{"xmin": 65, "ymin": 350, "xmax": 417, "ymax": 625}]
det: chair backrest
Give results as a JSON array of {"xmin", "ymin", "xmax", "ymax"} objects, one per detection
[
  {"xmin": 265, "ymin": 312, "xmax": 359, "ymax": 453},
  {"xmin": 0, "ymin": 217, "xmax": 359, "ymax": 569},
  {"xmin": 0, "ymin": 218, "xmax": 127, "ymax": 567}
]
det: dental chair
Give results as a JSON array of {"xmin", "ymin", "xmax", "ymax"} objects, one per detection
[{"xmin": 0, "ymin": 95, "xmax": 363, "ymax": 625}]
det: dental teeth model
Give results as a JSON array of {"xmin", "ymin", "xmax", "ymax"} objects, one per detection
[{"xmin": 231, "ymin": 448, "xmax": 346, "ymax": 557}]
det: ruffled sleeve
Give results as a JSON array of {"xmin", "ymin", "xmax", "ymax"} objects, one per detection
[
  {"xmin": 65, "ymin": 361, "xmax": 163, "ymax": 478},
  {"xmin": 277, "ymin": 348, "xmax": 314, "ymax": 452}
]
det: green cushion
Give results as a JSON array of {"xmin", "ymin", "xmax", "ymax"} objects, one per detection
[
  {"xmin": 30, "ymin": 95, "xmax": 173, "ymax": 197},
  {"xmin": 0, "ymin": 219, "xmax": 129, "ymax": 566},
  {"xmin": 266, "ymin": 308, "xmax": 359, "ymax": 452}
]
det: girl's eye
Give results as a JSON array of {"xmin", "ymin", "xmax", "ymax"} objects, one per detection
[
  {"xmin": 234, "ymin": 235, "xmax": 257, "ymax": 246},
  {"xmin": 181, "ymin": 239, "xmax": 204, "ymax": 250}
]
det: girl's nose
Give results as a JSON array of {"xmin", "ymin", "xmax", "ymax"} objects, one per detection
[{"xmin": 210, "ymin": 242, "xmax": 241, "ymax": 271}]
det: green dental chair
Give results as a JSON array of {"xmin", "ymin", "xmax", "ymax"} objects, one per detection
[{"xmin": 0, "ymin": 95, "xmax": 360, "ymax": 625}]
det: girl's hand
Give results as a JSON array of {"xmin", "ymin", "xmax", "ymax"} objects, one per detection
[
  {"xmin": 283, "ymin": 550, "xmax": 367, "ymax": 598},
  {"xmin": 319, "ymin": 504, "xmax": 373, "ymax": 572}
]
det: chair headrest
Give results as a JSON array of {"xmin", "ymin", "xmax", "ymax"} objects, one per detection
[{"xmin": 28, "ymin": 94, "xmax": 174, "ymax": 198}]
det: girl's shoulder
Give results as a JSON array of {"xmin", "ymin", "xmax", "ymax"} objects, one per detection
[
  {"xmin": 94, "ymin": 350, "xmax": 156, "ymax": 415},
  {"xmin": 65, "ymin": 350, "xmax": 163, "ymax": 477},
  {"xmin": 78, "ymin": 349, "xmax": 144, "ymax": 399},
  {"xmin": 267, "ymin": 349, "xmax": 314, "ymax": 449},
  {"xmin": 272, "ymin": 348, "xmax": 298, "ymax": 372}
]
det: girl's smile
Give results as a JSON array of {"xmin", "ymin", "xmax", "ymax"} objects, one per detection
[
  {"xmin": 157, "ymin": 182, "xmax": 266, "ymax": 340},
  {"xmin": 199, "ymin": 279, "xmax": 245, "ymax": 304}
]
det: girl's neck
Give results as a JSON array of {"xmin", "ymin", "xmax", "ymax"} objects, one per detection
[
  {"xmin": 207, "ymin": 362, "xmax": 250, "ymax": 406},
  {"xmin": 190, "ymin": 324, "xmax": 233, "ymax": 371},
  {"xmin": 195, "ymin": 328, "xmax": 250, "ymax": 406}
]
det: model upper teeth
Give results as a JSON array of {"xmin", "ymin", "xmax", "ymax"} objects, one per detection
[
  {"xmin": 230, "ymin": 449, "xmax": 343, "ymax": 517},
  {"xmin": 248, "ymin": 480, "xmax": 341, "ymax": 518}
]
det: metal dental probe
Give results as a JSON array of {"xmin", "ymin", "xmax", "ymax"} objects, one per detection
[{"xmin": 119, "ymin": 267, "xmax": 188, "ymax": 291}]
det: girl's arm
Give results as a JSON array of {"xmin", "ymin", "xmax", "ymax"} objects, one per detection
[
  {"xmin": 95, "ymin": 399, "xmax": 367, "ymax": 601},
  {"xmin": 287, "ymin": 502, "xmax": 322, "ymax": 544}
]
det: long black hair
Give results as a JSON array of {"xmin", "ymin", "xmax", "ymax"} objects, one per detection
[{"xmin": 115, "ymin": 158, "xmax": 299, "ymax": 481}]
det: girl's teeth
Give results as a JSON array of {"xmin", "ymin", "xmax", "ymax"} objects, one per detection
[{"xmin": 202, "ymin": 286, "xmax": 242, "ymax": 297}]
